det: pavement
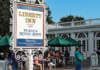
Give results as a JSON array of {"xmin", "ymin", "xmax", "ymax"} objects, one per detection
[
  {"xmin": 48, "ymin": 66, "xmax": 89, "ymax": 70},
  {"xmin": 51, "ymin": 65, "xmax": 100, "ymax": 70},
  {"xmin": 51, "ymin": 67, "xmax": 97, "ymax": 70},
  {"xmin": 34, "ymin": 62, "xmax": 100, "ymax": 70},
  {"xmin": 33, "ymin": 65, "xmax": 100, "ymax": 70}
]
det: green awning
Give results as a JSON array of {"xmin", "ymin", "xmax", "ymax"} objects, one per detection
[
  {"xmin": 48, "ymin": 36, "xmax": 71, "ymax": 47},
  {"xmin": 0, "ymin": 35, "xmax": 10, "ymax": 46},
  {"xmin": 48, "ymin": 36, "xmax": 81, "ymax": 47},
  {"xmin": 65, "ymin": 37, "xmax": 81, "ymax": 46}
]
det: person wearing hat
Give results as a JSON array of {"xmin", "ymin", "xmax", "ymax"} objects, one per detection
[{"xmin": 74, "ymin": 47, "xmax": 83, "ymax": 70}]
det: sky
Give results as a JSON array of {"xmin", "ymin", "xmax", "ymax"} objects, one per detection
[{"xmin": 46, "ymin": 0, "xmax": 100, "ymax": 22}]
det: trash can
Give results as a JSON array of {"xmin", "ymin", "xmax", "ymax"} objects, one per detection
[{"xmin": 91, "ymin": 53, "xmax": 98, "ymax": 66}]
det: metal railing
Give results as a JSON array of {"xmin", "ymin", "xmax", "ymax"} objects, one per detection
[{"xmin": 48, "ymin": 18, "xmax": 100, "ymax": 29}]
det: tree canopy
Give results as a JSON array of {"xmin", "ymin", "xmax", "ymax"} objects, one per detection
[
  {"xmin": 0, "ymin": 0, "xmax": 11, "ymax": 33},
  {"xmin": 60, "ymin": 15, "xmax": 84, "ymax": 22},
  {"xmin": 46, "ymin": 7, "xmax": 54, "ymax": 24}
]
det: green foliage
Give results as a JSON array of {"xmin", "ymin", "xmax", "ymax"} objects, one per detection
[
  {"xmin": 20, "ymin": 0, "xmax": 26, "ymax": 2},
  {"xmin": 46, "ymin": 7, "xmax": 54, "ymax": 24},
  {"xmin": 60, "ymin": 15, "xmax": 84, "ymax": 23},
  {"xmin": 0, "ymin": 0, "xmax": 11, "ymax": 33},
  {"xmin": 74, "ymin": 16, "xmax": 84, "ymax": 21},
  {"xmin": 60, "ymin": 15, "xmax": 74, "ymax": 22},
  {"xmin": 47, "ymin": 17, "xmax": 54, "ymax": 24}
]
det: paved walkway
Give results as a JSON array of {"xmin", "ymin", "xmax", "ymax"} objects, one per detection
[
  {"xmin": 49, "ymin": 66, "xmax": 90, "ymax": 70},
  {"xmin": 51, "ymin": 66, "xmax": 100, "ymax": 70},
  {"xmin": 37, "ymin": 65, "xmax": 100, "ymax": 70},
  {"xmin": 40, "ymin": 63, "xmax": 100, "ymax": 70},
  {"xmin": 51, "ymin": 67, "xmax": 90, "ymax": 70}
]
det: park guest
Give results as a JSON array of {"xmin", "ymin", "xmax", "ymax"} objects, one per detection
[
  {"xmin": 75, "ymin": 48, "xmax": 83, "ymax": 70},
  {"xmin": 4, "ymin": 52, "xmax": 12, "ymax": 70},
  {"xmin": 34, "ymin": 56, "xmax": 42, "ymax": 70}
]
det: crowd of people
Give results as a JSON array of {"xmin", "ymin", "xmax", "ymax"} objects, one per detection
[
  {"xmin": 0, "ymin": 46, "xmax": 85, "ymax": 70},
  {"xmin": 33, "ymin": 48, "xmax": 70, "ymax": 70},
  {"xmin": 0, "ymin": 51, "xmax": 19, "ymax": 70},
  {"xmin": 0, "ymin": 50, "xmax": 28, "ymax": 70},
  {"xmin": 33, "ymin": 47, "xmax": 84, "ymax": 70}
]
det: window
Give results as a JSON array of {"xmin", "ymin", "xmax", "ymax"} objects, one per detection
[
  {"xmin": 82, "ymin": 40, "xmax": 86, "ymax": 52},
  {"xmin": 78, "ymin": 40, "xmax": 87, "ymax": 52},
  {"xmin": 97, "ymin": 40, "xmax": 100, "ymax": 49},
  {"xmin": 59, "ymin": 33, "xmax": 69, "ymax": 39},
  {"xmin": 78, "ymin": 33, "xmax": 86, "ymax": 38},
  {"xmin": 96, "ymin": 32, "xmax": 100, "ymax": 37}
]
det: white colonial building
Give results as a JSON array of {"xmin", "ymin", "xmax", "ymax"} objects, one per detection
[{"xmin": 47, "ymin": 18, "xmax": 100, "ymax": 58}]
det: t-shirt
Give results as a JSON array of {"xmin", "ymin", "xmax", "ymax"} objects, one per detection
[{"xmin": 75, "ymin": 51, "xmax": 83, "ymax": 65}]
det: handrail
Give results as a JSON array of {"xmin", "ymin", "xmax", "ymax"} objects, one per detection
[{"xmin": 48, "ymin": 18, "xmax": 100, "ymax": 29}]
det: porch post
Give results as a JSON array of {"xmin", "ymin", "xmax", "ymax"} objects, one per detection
[
  {"xmin": 70, "ymin": 33, "xmax": 75, "ymax": 56},
  {"xmin": 88, "ymin": 32, "xmax": 94, "ymax": 56},
  {"xmin": 28, "ymin": 49, "xmax": 33, "ymax": 70},
  {"xmin": 70, "ymin": 33, "xmax": 76, "ymax": 64}
]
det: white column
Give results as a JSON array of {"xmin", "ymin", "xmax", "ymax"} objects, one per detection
[
  {"xmin": 55, "ymin": 33, "xmax": 58, "ymax": 37},
  {"xmin": 88, "ymin": 32, "xmax": 94, "ymax": 56},
  {"xmin": 71, "ymin": 32, "xmax": 75, "ymax": 39},
  {"xmin": 70, "ymin": 33, "xmax": 76, "ymax": 64},
  {"xmin": 70, "ymin": 33, "xmax": 75, "ymax": 57},
  {"xmin": 42, "ymin": 0, "xmax": 45, "ymax": 4},
  {"xmin": 28, "ymin": 49, "xmax": 33, "ymax": 70}
]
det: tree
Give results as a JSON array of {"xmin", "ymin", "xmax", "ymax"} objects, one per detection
[
  {"xmin": 46, "ymin": 7, "xmax": 54, "ymax": 24},
  {"xmin": 0, "ymin": 0, "xmax": 11, "ymax": 33},
  {"xmin": 74, "ymin": 16, "xmax": 84, "ymax": 21},
  {"xmin": 60, "ymin": 15, "xmax": 74, "ymax": 22},
  {"xmin": 60, "ymin": 15, "xmax": 84, "ymax": 23}
]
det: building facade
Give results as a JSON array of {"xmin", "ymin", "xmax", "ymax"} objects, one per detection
[{"xmin": 47, "ymin": 18, "xmax": 100, "ymax": 58}]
